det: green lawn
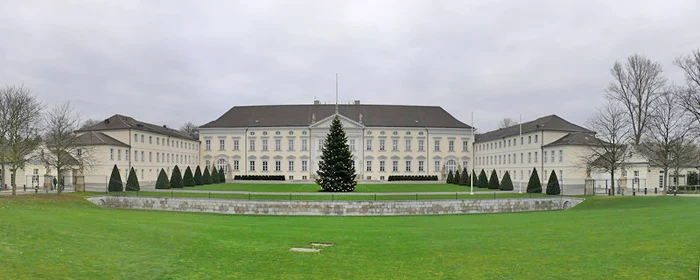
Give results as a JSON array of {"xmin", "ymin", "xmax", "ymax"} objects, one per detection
[
  {"xmin": 1, "ymin": 195, "xmax": 698, "ymax": 279},
  {"xmin": 183, "ymin": 183, "xmax": 490, "ymax": 192},
  {"xmin": 109, "ymin": 191, "xmax": 548, "ymax": 201}
]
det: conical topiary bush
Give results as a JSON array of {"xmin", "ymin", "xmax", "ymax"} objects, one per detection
[
  {"xmin": 488, "ymin": 169, "xmax": 500, "ymax": 189},
  {"xmin": 194, "ymin": 166, "xmax": 203, "ymax": 186},
  {"xmin": 108, "ymin": 164, "xmax": 123, "ymax": 192},
  {"xmin": 546, "ymin": 170, "xmax": 561, "ymax": 195},
  {"xmin": 125, "ymin": 167, "xmax": 140, "ymax": 191},
  {"xmin": 478, "ymin": 169, "xmax": 488, "ymax": 188},
  {"xmin": 527, "ymin": 168, "xmax": 542, "ymax": 193},
  {"xmin": 170, "ymin": 165, "xmax": 183, "ymax": 188},
  {"xmin": 203, "ymin": 167, "xmax": 212, "ymax": 185},
  {"xmin": 500, "ymin": 171, "xmax": 514, "ymax": 191},
  {"xmin": 446, "ymin": 170, "xmax": 454, "ymax": 184},
  {"xmin": 183, "ymin": 166, "xmax": 195, "ymax": 187},
  {"xmin": 155, "ymin": 169, "xmax": 170, "ymax": 189}
]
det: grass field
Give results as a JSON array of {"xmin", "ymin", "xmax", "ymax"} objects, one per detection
[
  {"xmin": 108, "ymin": 191, "xmax": 549, "ymax": 201},
  {"xmin": 1, "ymin": 195, "xmax": 698, "ymax": 279},
  {"xmin": 182, "ymin": 183, "xmax": 490, "ymax": 192}
]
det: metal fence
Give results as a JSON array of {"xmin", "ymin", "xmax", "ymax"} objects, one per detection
[
  {"xmin": 584, "ymin": 178, "xmax": 670, "ymax": 196},
  {"xmin": 23, "ymin": 175, "xmax": 108, "ymax": 192}
]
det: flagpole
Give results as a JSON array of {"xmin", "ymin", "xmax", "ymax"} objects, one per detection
[
  {"xmin": 335, "ymin": 73, "xmax": 339, "ymax": 114},
  {"xmin": 470, "ymin": 111, "xmax": 474, "ymax": 195},
  {"xmin": 519, "ymin": 114, "xmax": 522, "ymax": 194}
]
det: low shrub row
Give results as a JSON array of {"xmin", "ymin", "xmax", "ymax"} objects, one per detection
[
  {"xmin": 387, "ymin": 175, "xmax": 438, "ymax": 181},
  {"xmin": 234, "ymin": 175, "xmax": 286, "ymax": 181}
]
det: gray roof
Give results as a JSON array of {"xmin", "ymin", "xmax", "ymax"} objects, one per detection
[
  {"xmin": 201, "ymin": 104, "xmax": 472, "ymax": 129},
  {"xmin": 75, "ymin": 131, "xmax": 129, "ymax": 147},
  {"xmin": 76, "ymin": 114, "xmax": 196, "ymax": 141},
  {"xmin": 543, "ymin": 132, "xmax": 602, "ymax": 147},
  {"xmin": 475, "ymin": 115, "xmax": 593, "ymax": 143}
]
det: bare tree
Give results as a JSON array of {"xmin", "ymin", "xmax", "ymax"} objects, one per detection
[
  {"xmin": 497, "ymin": 117, "xmax": 518, "ymax": 129},
  {"xmin": 668, "ymin": 138, "xmax": 699, "ymax": 190},
  {"xmin": 605, "ymin": 54, "xmax": 667, "ymax": 145},
  {"xmin": 637, "ymin": 87, "xmax": 694, "ymax": 193},
  {"xmin": 39, "ymin": 103, "xmax": 94, "ymax": 193},
  {"xmin": 79, "ymin": 118, "xmax": 101, "ymax": 130},
  {"xmin": 585, "ymin": 99, "xmax": 631, "ymax": 196},
  {"xmin": 675, "ymin": 49, "xmax": 700, "ymax": 123},
  {"xmin": 180, "ymin": 122, "xmax": 199, "ymax": 139},
  {"xmin": 0, "ymin": 85, "xmax": 43, "ymax": 195}
]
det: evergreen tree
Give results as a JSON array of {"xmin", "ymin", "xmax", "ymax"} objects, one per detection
[
  {"xmin": 478, "ymin": 169, "xmax": 489, "ymax": 188},
  {"xmin": 546, "ymin": 170, "xmax": 561, "ymax": 195},
  {"xmin": 527, "ymin": 168, "xmax": 542, "ymax": 193},
  {"xmin": 488, "ymin": 169, "xmax": 500, "ymax": 189},
  {"xmin": 203, "ymin": 167, "xmax": 212, "ymax": 185},
  {"xmin": 472, "ymin": 170, "xmax": 478, "ymax": 187},
  {"xmin": 211, "ymin": 166, "xmax": 220, "ymax": 184},
  {"xmin": 155, "ymin": 169, "xmax": 170, "ymax": 189},
  {"xmin": 108, "ymin": 164, "xmax": 123, "ymax": 192},
  {"xmin": 183, "ymin": 166, "xmax": 195, "ymax": 187},
  {"xmin": 194, "ymin": 166, "xmax": 203, "ymax": 185},
  {"xmin": 170, "ymin": 165, "xmax": 183, "ymax": 188},
  {"xmin": 500, "ymin": 171, "xmax": 514, "ymax": 191},
  {"xmin": 459, "ymin": 168, "xmax": 469, "ymax": 186},
  {"xmin": 453, "ymin": 169, "xmax": 461, "ymax": 185},
  {"xmin": 219, "ymin": 167, "xmax": 226, "ymax": 183},
  {"xmin": 316, "ymin": 117, "xmax": 357, "ymax": 192},
  {"xmin": 446, "ymin": 170, "xmax": 454, "ymax": 184},
  {"xmin": 125, "ymin": 167, "xmax": 140, "ymax": 191}
]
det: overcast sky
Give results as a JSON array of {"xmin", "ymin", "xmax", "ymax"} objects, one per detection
[{"xmin": 1, "ymin": 0, "xmax": 698, "ymax": 132}]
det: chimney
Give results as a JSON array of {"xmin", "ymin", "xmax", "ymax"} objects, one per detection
[
  {"xmin": 314, "ymin": 100, "xmax": 320, "ymax": 105},
  {"xmin": 354, "ymin": 100, "xmax": 360, "ymax": 105}
]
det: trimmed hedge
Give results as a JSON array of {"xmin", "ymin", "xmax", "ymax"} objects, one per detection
[
  {"xmin": 527, "ymin": 168, "xmax": 542, "ymax": 193},
  {"xmin": 446, "ymin": 170, "xmax": 454, "ymax": 184},
  {"xmin": 155, "ymin": 169, "xmax": 170, "ymax": 189},
  {"xmin": 546, "ymin": 170, "xmax": 561, "ymax": 195},
  {"xmin": 183, "ymin": 167, "xmax": 195, "ymax": 187},
  {"xmin": 203, "ymin": 167, "xmax": 212, "ymax": 185},
  {"xmin": 211, "ymin": 167, "xmax": 220, "ymax": 184},
  {"xmin": 500, "ymin": 171, "xmax": 513, "ymax": 191},
  {"xmin": 108, "ymin": 164, "xmax": 123, "ymax": 192},
  {"xmin": 219, "ymin": 167, "xmax": 226, "ymax": 183},
  {"xmin": 234, "ymin": 175, "xmax": 286, "ymax": 181},
  {"xmin": 125, "ymin": 167, "xmax": 140, "ymax": 191},
  {"xmin": 387, "ymin": 175, "xmax": 438, "ymax": 181},
  {"xmin": 170, "ymin": 165, "xmax": 183, "ymax": 188},
  {"xmin": 478, "ymin": 170, "xmax": 488, "ymax": 188},
  {"xmin": 194, "ymin": 166, "xmax": 203, "ymax": 186},
  {"xmin": 488, "ymin": 169, "xmax": 500, "ymax": 189}
]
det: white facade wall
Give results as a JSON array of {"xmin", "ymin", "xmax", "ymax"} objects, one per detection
[{"xmin": 199, "ymin": 115, "xmax": 474, "ymax": 181}]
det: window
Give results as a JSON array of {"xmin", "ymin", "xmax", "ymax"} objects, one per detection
[
  {"xmin": 219, "ymin": 139, "xmax": 225, "ymax": 150},
  {"xmin": 141, "ymin": 151, "xmax": 144, "ymax": 162},
  {"xmin": 418, "ymin": 161, "xmax": 424, "ymax": 172},
  {"xmin": 262, "ymin": 161, "xmax": 268, "ymax": 171},
  {"xmin": 302, "ymin": 139, "xmax": 308, "ymax": 151},
  {"xmin": 434, "ymin": 160, "xmax": 440, "ymax": 172},
  {"xmin": 157, "ymin": 138, "xmax": 160, "ymax": 145},
  {"xmin": 508, "ymin": 139, "xmax": 511, "ymax": 147},
  {"xmin": 521, "ymin": 137, "xmax": 524, "ymax": 145},
  {"xmin": 544, "ymin": 170, "xmax": 547, "ymax": 178},
  {"xmin": 446, "ymin": 159, "xmax": 457, "ymax": 172},
  {"xmin": 351, "ymin": 161, "xmax": 355, "ymax": 169},
  {"xmin": 366, "ymin": 161, "xmax": 372, "ymax": 172},
  {"xmin": 551, "ymin": 151, "xmax": 555, "ymax": 163},
  {"xmin": 134, "ymin": 150, "xmax": 138, "ymax": 162},
  {"xmin": 659, "ymin": 175, "xmax": 664, "ymax": 188},
  {"xmin": 520, "ymin": 153, "xmax": 523, "ymax": 163},
  {"xmin": 301, "ymin": 160, "xmax": 308, "ymax": 172},
  {"xmin": 249, "ymin": 161, "xmax": 255, "ymax": 171},
  {"xmin": 249, "ymin": 139, "xmax": 255, "ymax": 151},
  {"xmin": 508, "ymin": 154, "xmax": 511, "ymax": 164},
  {"xmin": 520, "ymin": 170, "xmax": 523, "ymax": 180},
  {"xmin": 544, "ymin": 151, "xmax": 548, "ymax": 163},
  {"xmin": 498, "ymin": 142, "xmax": 502, "ymax": 149},
  {"xmin": 379, "ymin": 140, "xmax": 385, "ymax": 151},
  {"xmin": 528, "ymin": 136, "xmax": 531, "ymax": 144},
  {"xmin": 288, "ymin": 139, "xmax": 294, "ymax": 151},
  {"xmin": 156, "ymin": 152, "xmax": 160, "ymax": 162},
  {"xmin": 349, "ymin": 139, "xmax": 355, "ymax": 151},
  {"xmin": 263, "ymin": 139, "xmax": 268, "ymax": 151},
  {"xmin": 405, "ymin": 139, "xmax": 411, "ymax": 151},
  {"xmin": 405, "ymin": 161, "xmax": 411, "ymax": 172},
  {"xmin": 233, "ymin": 139, "xmax": 239, "ymax": 151},
  {"xmin": 366, "ymin": 139, "xmax": 372, "ymax": 151},
  {"xmin": 528, "ymin": 152, "xmax": 531, "ymax": 163},
  {"xmin": 233, "ymin": 160, "xmax": 239, "ymax": 171},
  {"xmin": 380, "ymin": 160, "xmax": 386, "ymax": 172},
  {"xmin": 559, "ymin": 150, "xmax": 563, "ymax": 162},
  {"xmin": 205, "ymin": 140, "xmax": 211, "ymax": 151},
  {"xmin": 560, "ymin": 170, "xmax": 563, "ymax": 182},
  {"xmin": 318, "ymin": 139, "xmax": 323, "ymax": 151},
  {"xmin": 535, "ymin": 135, "xmax": 538, "ymax": 143},
  {"xmin": 149, "ymin": 136, "xmax": 152, "ymax": 144},
  {"xmin": 434, "ymin": 140, "xmax": 440, "ymax": 151},
  {"xmin": 218, "ymin": 158, "xmax": 228, "ymax": 173},
  {"xmin": 418, "ymin": 140, "xmax": 424, "ymax": 151},
  {"xmin": 463, "ymin": 141, "xmax": 468, "ymax": 151},
  {"xmin": 514, "ymin": 138, "xmax": 517, "ymax": 146},
  {"xmin": 141, "ymin": 135, "xmax": 144, "ymax": 143},
  {"xmin": 392, "ymin": 161, "xmax": 399, "ymax": 172},
  {"xmin": 449, "ymin": 140, "xmax": 454, "ymax": 152},
  {"xmin": 162, "ymin": 153, "xmax": 165, "ymax": 162},
  {"xmin": 392, "ymin": 139, "xmax": 398, "ymax": 151},
  {"xmin": 275, "ymin": 160, "xmax": 281, "ymax": 171},
  {"xmin": 534, "ymin": 152, "xmax": 538, "ymax": 163},
  {"xmin": 110, "ymin": 149, "xmax": 114, "ymax": 160},
  {"xmin": 275, "ymin": 139, "xmax": 281, "ymax": 151},
  {"xmin": 134, "ymin": 133, "xmax": 138, "ymax": 142}
]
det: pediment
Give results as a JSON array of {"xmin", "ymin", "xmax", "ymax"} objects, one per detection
[{"xmin": 310, "ymin": 113, "xmax": 364, "ymax": 129}]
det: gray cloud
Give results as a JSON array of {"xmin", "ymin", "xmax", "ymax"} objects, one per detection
[{"xmin": 1, "ymin": 0, "xmax": 698, "ymax": 132}]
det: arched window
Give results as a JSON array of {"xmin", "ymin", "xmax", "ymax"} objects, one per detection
[
  {"xmin": 217, "ymin": 158, "xmax": 229, "ymax": 173},
  {"xmin": 446, "ymin": 159, "xmax": 458, "ymax": 173}
]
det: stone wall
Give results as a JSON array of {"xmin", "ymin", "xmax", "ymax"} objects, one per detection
[{"xmin": 86, "ymin": 196, "xmax": 584, "ymax": 216}]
